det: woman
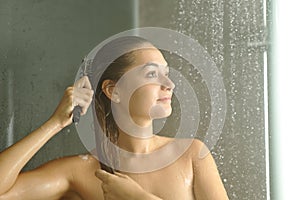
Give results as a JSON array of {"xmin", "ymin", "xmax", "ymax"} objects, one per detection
[{"xmin": 0, "ymin": 36, "xmax": 228, "ymax": 200}]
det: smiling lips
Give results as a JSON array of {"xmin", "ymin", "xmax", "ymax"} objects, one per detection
[{"xmin": 157, "ymin": 97, "xmax": 172, "ymax": 102}]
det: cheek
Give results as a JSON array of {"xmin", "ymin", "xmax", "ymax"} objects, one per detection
[
  {"xmin": 129, "ymin": 86, "xmax": 159, "ymax": 114},
  {"xmin": 130, "ymin": 86, "xmax": 158, "ymax": 106}
]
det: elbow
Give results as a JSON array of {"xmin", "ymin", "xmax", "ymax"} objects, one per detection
[
  {"xmin": 0, "ymin": 185, "xmax": 18, "ymax": 200},
  {"xmin": 0, "ymin": 178, "xmax": 15, "ymax": 198},
  {"xmin": 0, "ymin": 180, "xmax": 20, "ymax": 200},
  {"xmin": 0, "ymin": 191, "xmax": 15, "ymax": 200},
  {"xmin": 0, "ymin": 186, "xmax": 10, "ymax": 198}
]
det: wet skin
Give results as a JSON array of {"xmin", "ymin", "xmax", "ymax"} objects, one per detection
[{"xmin": 0, "ymin": 48, "xmax": 228, "ymax": 200}]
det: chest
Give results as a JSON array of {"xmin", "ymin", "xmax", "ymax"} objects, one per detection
[
  {"xmin": 74, "ymin": 154, "xmax": 195, "ymax": 200},
  {"xmin": 124, "ymin": 157, "xmax": 195, "ymax": 200}
]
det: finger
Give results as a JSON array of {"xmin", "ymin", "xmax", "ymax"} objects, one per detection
[
  {"xmin": 73, "ymin": 92, "xmax": 93, "ymax": 105},
  {"xmin": 75, "ymin": 76, "xmax": 92, "ymax": 89},
  {"xmin": 73, "ymin": 88, "xmax": 93, "ymax": 103},
  {"xmin": 72, "ymin": 98, "xmax": 90, "ymax": 115},
  {"xmin": 73, "ymin": 88, "xmax": 94, "ymax": 101},
  {"xmin": 101, "ymin": 182, "xmax": 109, "ymax": 193},
  {"xmin": 73, "ymin": 96, "xmax": 92, "ymax": 109},
  {"xmin": 73, "ymin": 89, "xmax": 94, "ymax": 114},
  {"xmin": 113, "ymin": 171, "xmax": 129, "ymax": 179},
  {"xmin": 82, "ymin": 76, "xmax": 92, "ymax": 89},
  {"xmin": 64, "ymin": 87, "xmax": 75, "ymax": 105},
  {"xmin": 101, "ymin": 186, "xmax": 109, "ymax": 200},
  {"xmin": 95, "ymin": 169, "xmax": 113, "ymax": 183}
]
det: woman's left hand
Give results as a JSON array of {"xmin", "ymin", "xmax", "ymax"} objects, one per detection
[{"xmin": 95, "ymin": 169, "xmax": 161, "ymax": 200}]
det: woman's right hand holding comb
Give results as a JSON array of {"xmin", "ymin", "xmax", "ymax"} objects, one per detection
[{"xmin": 50, "ymin": 76, "xmax": 94, "ymax": 129}]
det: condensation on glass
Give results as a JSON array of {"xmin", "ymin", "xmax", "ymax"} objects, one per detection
[{"xmin": 139, "ymin": 0, "xmax": 270, "ymax": 199}]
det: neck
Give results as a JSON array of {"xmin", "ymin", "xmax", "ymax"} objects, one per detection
[
  {"xmin": 112, "ymin": 105, "xmax": 153, "ymax": 138},
  {"xmin": 117, "ymin": 129, "xmax": 156, "ymax": 153}
]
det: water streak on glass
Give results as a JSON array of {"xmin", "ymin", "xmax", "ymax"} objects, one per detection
[{"xmin": 169, "ymin": 0, "xmax": 268, "ymax": 199}]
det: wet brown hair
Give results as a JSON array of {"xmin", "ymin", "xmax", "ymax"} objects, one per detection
[
  {"xmin": 92, "ymin": 36, "xmax": 153, "ymax": 143},
  {"xmin": 90, "ymin": 36, "xmax": 156, "ymax": 170}
]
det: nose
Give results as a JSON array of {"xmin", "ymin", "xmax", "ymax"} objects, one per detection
[{"xmin": 160, "ymin": 75, "xmax": 175, "ymax": 91}]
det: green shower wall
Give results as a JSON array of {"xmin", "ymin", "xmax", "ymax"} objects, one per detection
[{"xmin": 0, "ymin": 0, "xmax": 134, "ymax": 171}]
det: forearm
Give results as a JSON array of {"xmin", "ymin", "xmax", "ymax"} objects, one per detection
[{"xmin": 0, "ymin": 118, "xmax": 62, "ymax": 194}]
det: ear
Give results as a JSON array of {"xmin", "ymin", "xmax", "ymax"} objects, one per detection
[{"xmin": 102, "ymin": 80, "xmax": 120, "ymax": 103}]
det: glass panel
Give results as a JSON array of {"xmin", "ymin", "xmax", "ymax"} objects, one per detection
[{"xmin": 138, "ymin": 0, "xmax": 270, "ymax": 199}]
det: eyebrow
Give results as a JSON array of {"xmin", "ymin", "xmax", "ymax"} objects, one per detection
[{"xmin": 141, "ymin": 62, "xmax": 169, "ymax": 69}]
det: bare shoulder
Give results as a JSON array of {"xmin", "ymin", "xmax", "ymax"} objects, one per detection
[
  {"xmin": 154, "ymin": 136, "xmax": 209, "ymax": 160},
  {"xmin": 37, "ymin": 154, "xmax": 100, "ymax": 178},
  {"xmin": 41, "ymin": 154, "xmax": 99, "ymax": 167},
  {"xmin": 187, "ymin": 139, "xmax": 212, "ymax": 160},
  {"xmin": 168, "ymin": 137, "xmax": 210, "ymax": 160},
  {"xmin": 37, "ymin": 155, "xmax": 102, "ymax": 199},
  {"xmin": 189, "ymin": 139, "xmax": 206, "ymax": 153},
  {"xmin": 52, "ymin": 155, "xmax": 100, "ymax": 188}
]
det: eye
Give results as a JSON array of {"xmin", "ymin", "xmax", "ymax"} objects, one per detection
[{"xmin": 146, "ymin": 71, "xmax": 158, "ymax": 78}]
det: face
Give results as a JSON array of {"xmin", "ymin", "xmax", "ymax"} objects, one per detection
[{"xmin": 115, "ymin": 47, "xmax": 175, "ymax": 126}]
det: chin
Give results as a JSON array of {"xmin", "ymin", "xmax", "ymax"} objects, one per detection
[
  {"xmin": 150, "ymin": 107, "xmax": 172, "ymax": 119},
  {"xmin": 164, "ymin": 108, "xmax": 172, "ymax": 117}
]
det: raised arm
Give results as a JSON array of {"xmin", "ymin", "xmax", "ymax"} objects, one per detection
[
  {"xmin": 192, "ymin": 140, "xmax": 229, "ymax": 200},
  {"xmin": 0, "ymin": 117, "xmax": 63, "ymax": 195},
  {"xmin": 0, "ymin": 157, "xmax": 73, "ymax": 200},
  {"xmin": 0, "ymin": 76, "xmax": 93, "ymax": 197}
]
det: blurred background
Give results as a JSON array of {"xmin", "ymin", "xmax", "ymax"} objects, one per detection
[{"xmin": 0, "ymin": 0, "xmax": 275, "ymax": 199}]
